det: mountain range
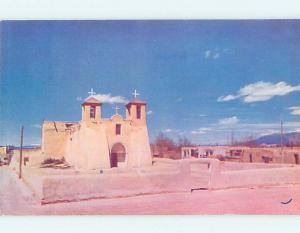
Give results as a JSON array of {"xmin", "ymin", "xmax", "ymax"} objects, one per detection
[{"xmin": 254, "ymin": 132, "xmax": 300, "ymax": 145}]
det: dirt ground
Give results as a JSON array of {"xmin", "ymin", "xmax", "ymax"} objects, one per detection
[{"xmin": 1, "ymin": 167, "xmax": 300, "ymax": 215}]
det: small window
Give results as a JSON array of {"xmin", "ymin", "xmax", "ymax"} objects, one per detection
[
  {"xmin": 116, "ymin": 124, "xmax": 121, "ymax": 135},
  {"xmin": 136, "ymin": 106, "xmax": 141, "ymax": 119},
  {"xmin": 90, "ymin": 106, "xmax": 96, "ymax": 118},
  {"xmin": 24, "ymin": 157, "xmax": 29, "ymax": 166}
]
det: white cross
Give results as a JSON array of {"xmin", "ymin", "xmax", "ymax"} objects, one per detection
[
  {"xmin": 88, "ymin": 88, "xmax": 96, "ymax": 96},
  {"xmin": 113, "ymin": 105, "xmax": 120, "ymax": 115},
  {"xmin": 132, "ymin": 89, "xmax": 140, "ymax": 99}
]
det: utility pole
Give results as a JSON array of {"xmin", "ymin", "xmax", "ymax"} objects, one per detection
[
  {"xmin": 280, "ymin": 120, "xmax": 284, "ymax": 163},
  {"xmin": 19, "ymin": 126, "xmax": 24, "ymax": 179}
]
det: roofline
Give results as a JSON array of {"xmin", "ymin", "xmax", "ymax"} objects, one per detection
[
  {"xmin": 126, "ymin": 101, "xmax": 146, "ymax": 107},
  {"xmin": 81, "ymin": 102, "xmax": 102, "ymax": 106},
  {"xmin": 43, "ymin": 121, "xmax": 79, "ymax": 124}
]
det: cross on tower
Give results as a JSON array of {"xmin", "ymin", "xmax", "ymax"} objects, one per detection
[
  {"xmin": 88, "ymin": 88, "xmax": 96, "ymax": 96},
  {"xmin": 132, "ymin": 89, "xmax": 140, "ymax": 99},
  {"xmin": 113, "ymin": 105, "xmax": 120, "ymax": 115}
]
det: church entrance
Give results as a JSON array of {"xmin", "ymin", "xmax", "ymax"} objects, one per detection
[{"xmin": 110, "ymin": 143, "xmax": 126, "ymax": 168}]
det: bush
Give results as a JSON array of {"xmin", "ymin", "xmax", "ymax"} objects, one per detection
[{"xmin": 42, "ymin": 158, "xmax": 65, "ymax": 165}]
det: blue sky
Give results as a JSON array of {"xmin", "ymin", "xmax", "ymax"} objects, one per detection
[{"xmin": 1, "ymin": 20, "xmax": 300, "ymax": 145}]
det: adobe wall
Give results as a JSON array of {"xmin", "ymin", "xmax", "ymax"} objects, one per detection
[
  {"xmin": 182, "ymin": 146, "xmax": 300, "ymax": 165},
  {"xmin": 241, "ymin": 148, "xmax": 278, "ymax": 163},
  {"xmin": 40, "ymin": 172, "xmax": 186, "ymax": 204},
  {"xmin": 22, "ymin": 159, "xmax": 203, "ymax": 204},
  {"xmin": 0, "ymin": 146, "xmax": 7, "ymax": 155},
  {"xmin": 220, "ymin": 161, "xmax": 295, "ymax": 171},
  {"xmin": 17, "ymin": 158, "xmax": 300, "ymax": 204},
  {"xmin": 127, "ymin": 125, "xmax": 152, "ymax": 167},
  {"xmin": 212, "ymin": 166, "xmax": 300, "ymax": 189},
  {"xmin": 241, "ymin": 148, "xmax": 300, "ymax": 164},
  {"xmin": 282, "ymin": 149, "xmax": 300, "ymax": 164},
  {"xmin": 9, "ymin": 148, "xmax": 44, "ymax": 170},
  {"xmin": 42, "ymin": 121, "xmax": 72, "ymax": 160},
  {"xmin": 65, "ymin": 122, "xmax": 111, "ymax": 170}
]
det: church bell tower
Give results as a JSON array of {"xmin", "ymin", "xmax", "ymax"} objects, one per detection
[
  {"xmin": 125, "ymin": 90, "xmax": 147, "ymax": 125},
  {"xmin": 81, "ymin": 89, "xmax": 102, "ymax": 122}
]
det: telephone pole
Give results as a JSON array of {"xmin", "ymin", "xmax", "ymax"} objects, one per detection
[
  {"xmin": 231, "ymin": 129, "xmax": 235, "ymax": 146},
  {"xmin": 280, "ymin": 120, "xmax": 284, "ymax": 163},
  {"xmin": 19, "ymin": 126, "xmax": 24, "ymax": 179}
]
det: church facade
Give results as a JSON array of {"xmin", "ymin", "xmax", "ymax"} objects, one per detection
[{"xmin": 41, "ymin": 91, "xmax": 152, "ymax": 170}]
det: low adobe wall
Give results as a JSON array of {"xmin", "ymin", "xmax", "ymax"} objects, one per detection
[
  {"xmin": 18, "ymin": 158, "xmax": 300, "ymax": 204},
  {"xmin": 211, "ymin": 160, "xmax": 300, "ymax": 189},
  {"xmin": 219, "ymin": 161, "xmax": 296, "ymax": 171},
  {"xmin": 212, "ymin": 167, "xmax": 300, "ymax": 189},
  {"xmin": 41, "ymin": 172, "xmax": 186, "ymax": 204},
  {"xmin": 21, "ymin": 159, "xmax": 210, "ymax": 204}
]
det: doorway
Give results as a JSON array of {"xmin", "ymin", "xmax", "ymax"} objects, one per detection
[
  {"xmin": 294, "ymin": 154, "xmax": 299, "ymax": 165},
  {"xmin": 110, "ymin": 143, "xmax": 126, "ymax": 168},
  {"xmin": 249, "ymin": 153, "xmax": 253, "ymax": 163}
]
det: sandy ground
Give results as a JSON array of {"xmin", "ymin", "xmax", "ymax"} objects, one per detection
[{"xmin": 1, "ymin": 167, "xmax": 300, "ymax": 215}]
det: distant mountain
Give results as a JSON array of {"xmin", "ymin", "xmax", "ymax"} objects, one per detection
[{"xmin": 254, "ymin": 132, "xmax": 300, "ymax": 145}]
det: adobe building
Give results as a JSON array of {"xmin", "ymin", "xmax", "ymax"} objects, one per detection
[
  {"xmin": 41, "ymin": 90, "xmax": 152, "ymax": 170},
  {"xmin": 181, "ymin": 146, "xmax": 300, "ymax": 165}
]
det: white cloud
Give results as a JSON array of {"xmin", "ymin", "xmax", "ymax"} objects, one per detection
[
  {"xmin": 217, "ymin": 94, "xmax": 239, "ymax": 102},
  {"xmin": 213, "ymin": 53, "xmax": 220, "ymax": 59},
  {"xmin": 91, "ymin": 94, "xmax": 128, "ymax": 104},
  {"xmin": 204, "ymin": 49, "xmax": 222, "ymax": 59},
  {"xmin": 163, "ymin": 128, "xmax": 173, "ymax": 133},
  {"xmin": 76, "ymin": 96, "xmax": 82, "ymax": 101},
  {"xmin": 31, "ymin": 124, "xmax": 41, "ymax": 129},
  {"xmin": 204, "ymin": 50, "xmax": 211, "ymax": 58},
  {"xmin": 289, "ymin": 106, "xmax": 300, "ymax": 115},
  {"xmin": 191, "ymin": 127, "xmax": 211, "ymax": 134},
  {"xmin": 147, "ymin": 110, "xmax": 153, "ymax": 115},
  {"xmin": 217, "ymin": 81, "xmax": 300, "ymax": 103},
  {"xmin": 162, "ymin": 128, "xmax": 183, "ymax": 134},
  {"xmin": 218, "ymin": 116, "xmax": 239, "ymax": 126},
  {"xmin": 199, "ymin": 114, "xmax": 207, "ymax": 117}
]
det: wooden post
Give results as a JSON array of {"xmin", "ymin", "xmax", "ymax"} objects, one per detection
[
  {"xmin": 19, "ymin": 126, "xmax": 24, "ymax": 179},
  {"xmin": 280, "ymin": 120, "xmax": 284, "ymax": 164}
]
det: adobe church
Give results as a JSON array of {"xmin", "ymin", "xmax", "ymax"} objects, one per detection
[{"xmin": 41, "ymin": 90, "xmax": 152, "ymax": 170}]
